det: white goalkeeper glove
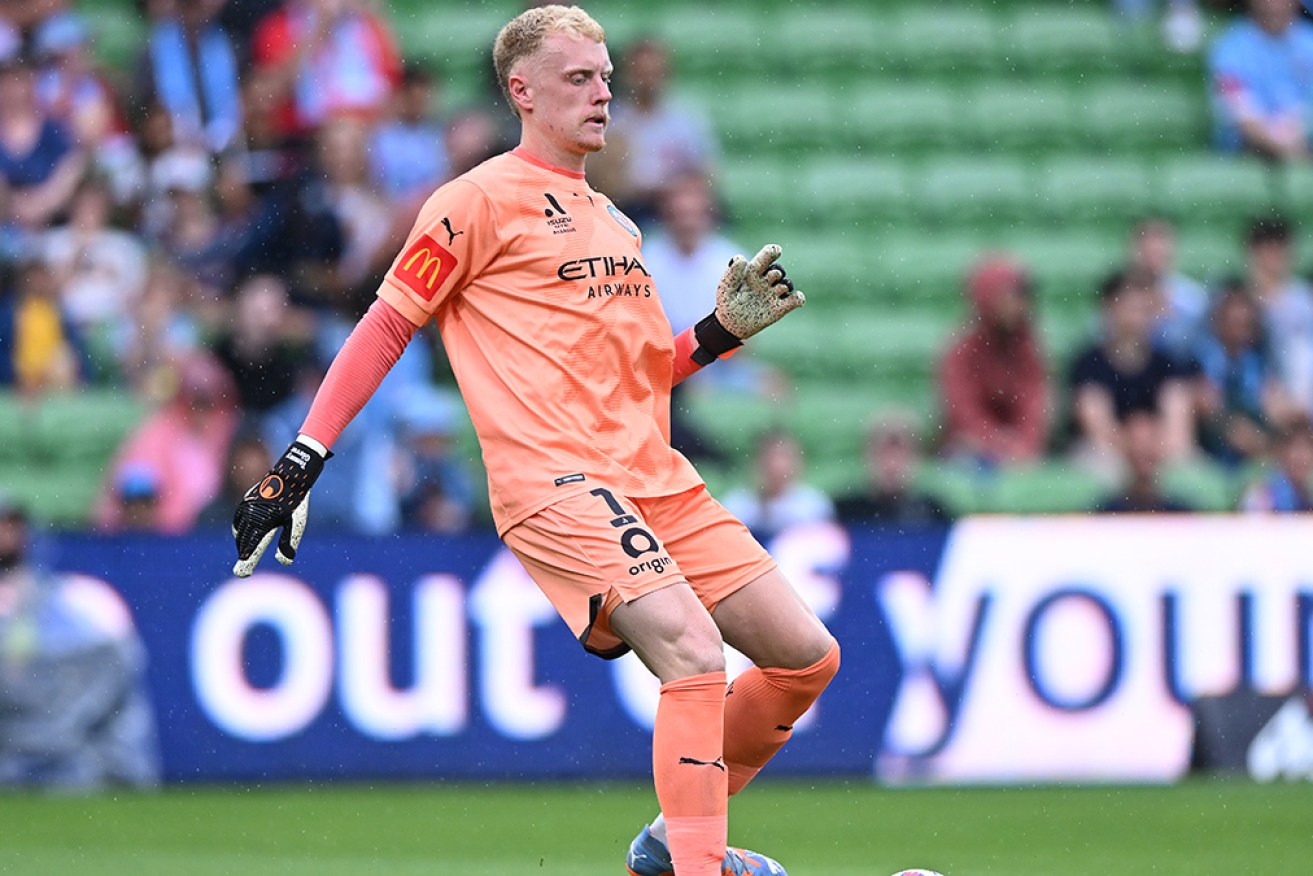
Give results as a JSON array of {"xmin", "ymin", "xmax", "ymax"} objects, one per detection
[{"xmin": 691, "ymin": 244, "xmax": 806, "ymax": 365}]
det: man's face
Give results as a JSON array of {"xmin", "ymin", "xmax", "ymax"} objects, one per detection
[
  {"xmin": 1105, "ymin": 284, "xmax": 1154, "ymax": 342},
  {"xmin": 1252, "ymin": 0, "xmax": 1299, "ymax": 33},
  {"xmin": 1132, "ymin": 223, "xmax": 1175, "ymax": 276},
  {"xmin": 1250, "ymin": 239, "xmax": 1292, "ymax": 282},
  {"xmin": 516, "ymin": 31, "xmax": 612, "ymax": 157}
]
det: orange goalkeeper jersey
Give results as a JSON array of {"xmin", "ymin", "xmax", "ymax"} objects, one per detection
[{"xmin": 379, "ymin": 148, "xmax": 703, "ymax": 534}]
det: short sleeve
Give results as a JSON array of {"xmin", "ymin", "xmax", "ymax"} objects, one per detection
[{"xmin": 378, "ymin": 179, "xmax": 502, "ymax": 326}]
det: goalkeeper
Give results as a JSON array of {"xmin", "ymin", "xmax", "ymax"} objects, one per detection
[{"xmin": 232, "ymin": 7, "xmax": 838, "ymax": 876}]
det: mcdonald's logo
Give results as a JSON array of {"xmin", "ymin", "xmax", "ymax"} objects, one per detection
[{"xmin": 393, "ymin": 233, "xmax": 459, "ymax": 301}]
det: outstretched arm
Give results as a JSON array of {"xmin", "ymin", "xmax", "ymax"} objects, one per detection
[{"xmin": 231, "ymin": 298, "xmax": 417, "ymax": 576}]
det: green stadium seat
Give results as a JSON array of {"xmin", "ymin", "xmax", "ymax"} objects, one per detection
[
  {"xmin": 395, "ymin": 8, "xmax": 509, "ymax": 77},
  {"xmin": 657, "ymin": 8, "xmax": 769, "ymax": 76},
  {"xmin": 1080, "ymin": 83, "xmax": 1207, "ymax": 153},
  {"xmin": 885, "ymin": 9, "xmax": 1002, "ymax": 75},
  {"xmin": 1037, "ymin": 157, "xmax": 1155, "ymax": 224},
  {"xmin": 1163, "ymin": 460, "xmax": 1241, "ymax": 512},
  {"xmin": 711, "ymin": 84, "xmax": 840, "ymax": 153},
  {"xmin": 802, "ymin": 158, "xmax": 914, "ymax": 224},
  {"xmin": 844, "ymin": 83, "xmax": 961, "ymax": 152},
  {"xmin": 774, "ymin": 8, "xmax": 884, "ymax": 73},
  {"xmin": 985, "ymin": 464, "xmax": 1105, "ymax": 514},
  {"xmin": 963, "ymin": 83, "xmax": 1077, "ymax": 152},
  {"xmin": 1174, "ymin": 226, "xmax": 1243, "ymax": 280},
  {"xmin": 917, "ymin": 157, "xmax": 1036, "ymax": 224},
  {"xmin": 872, "ymin": 231, "xmax": 988, "ymax": 302},
  {"xmin": 1003, "ymin": 8, "xmax": 1121, "ymax": 75},
  {"xmin": 1006, "ymin": 232, "xmax": 1123, "ymax": 304},
  {"xmin": 775, "ymin": 230, "xmax": 882, "ymax": 303},
  {"xmin": 716, "ymin": 157, "xmax": 797, "ymax": 225},
  {"xmin": 1277, "ymin": 164, "xmax": 1313, "ymax": 222},
  {"xmin": 1155, "ymin": 156, "xmax": 1278, "ymax": 223}
]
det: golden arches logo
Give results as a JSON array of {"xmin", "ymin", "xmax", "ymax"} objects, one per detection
[
  {"xmin": 402, "ymin": 247, "xmax": 445, "ymax": 289},
  {"xmin": 394, "ymin": 233, "xmax": 458, "ymax": 301}
]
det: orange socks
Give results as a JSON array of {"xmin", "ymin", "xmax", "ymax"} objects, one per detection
[
  {"xmin": 723, "ymin": 641, "xmax": 841, "ymax": 796},
  {"xmin": 653, "ymin": 671, "xmax": 729, "ymax": 876}
]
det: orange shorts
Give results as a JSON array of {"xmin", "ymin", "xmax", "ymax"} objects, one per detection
[{"xmin": 503, "ymin": 484, "xmax": 776, "ymax": 659}]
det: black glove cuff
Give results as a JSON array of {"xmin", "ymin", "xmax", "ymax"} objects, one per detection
[{"xmin": 692, "ymin": 312, "xmax": 743, "ymax": 366}]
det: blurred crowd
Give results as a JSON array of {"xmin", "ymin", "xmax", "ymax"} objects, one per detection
[{"xmin": 0, "ymin": 0, "xmax": 1311, "ymax": 539}]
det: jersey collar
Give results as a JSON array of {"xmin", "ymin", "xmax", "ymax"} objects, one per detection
[{"xmin": 511, "ymin": 147, "xmax": 587, "ymax": 180}]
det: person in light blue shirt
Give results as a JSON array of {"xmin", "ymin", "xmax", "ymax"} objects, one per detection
[
  {"xmin": 370, "ymin": 61, "xmax": 450, "ymax": 205},
  {"xmin": 1208, "ymin": 0, "xmax": 1313, "ymax": 158}
]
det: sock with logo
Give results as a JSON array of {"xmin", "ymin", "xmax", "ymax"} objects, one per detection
[
  {"xmin": 652, "ymin": 670, "xmax": 728, "ymax": 876},
  {"xmin": 723, "ymin": 640, "xmax": 841, "ymax": 796}
]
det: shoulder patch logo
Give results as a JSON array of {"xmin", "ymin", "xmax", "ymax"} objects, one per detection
[
  {"xmin": 607, "ymin": 204, "xmax": 639, "ymax": 237},
  {"xmin": 394, "ymin": 234, "xmax": 458, "ymax": 301}
]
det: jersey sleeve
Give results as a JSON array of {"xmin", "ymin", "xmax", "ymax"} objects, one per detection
[{"xmin": 378, "ymin": 178, "xmax": 502, "ymax": 326}]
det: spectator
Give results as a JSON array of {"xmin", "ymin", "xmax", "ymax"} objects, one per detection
[
  {"xmin": 644, "ymin": 170, "xmax": 739, "ymax": 335},
  {"xmin": 370, "ymin": 60, "xmax": 450, "ymax": 208},
  {"xmin": 0, "ymin": 52, "xmax": 86, "ymax": 231},
  {"xmin": 211, "ymin": 273, "xmax": 313, "ymax": 414},
  {"xmin": 938, "ymin": 254, "xmax": 1051, "ymax": 467},
  {"xmin": 41, "ymin": 175, "xmax": 148, "ymax": 334},
  {"xmin": 1113, "ymin": 0, "xmax": 1205, "ymax": 53},
  {"xmin": 109, "ymin": 462, "xmax": 165, "ymax": 532},
  {"xmin": 0, "ymin": 257, "xmax": 85, "ymax": 393},
  {"xmin": 1195, "ymin": 281, "xmax": 1294, "ymax": 464},
  {"xmin": 605, "ymin": 37, "xmax": 719, "ymax": 224},
  {"xmin": 393, "ymin": 386, "xmax": 476, "ymax": 533},
  {"xmin": 196, "ymin": 428, "xmax": 274, "ymax": 527},
  {"xmin": 1069, "ymin": 268, "xmax": 1197, "ymax": 471},
  {"xmin": 1246, "ymin": 215, "xmax": 1313, "ymax": 414},
  {"xmin": 33, "ymin": 11, "xmax": 130, "ymax": 151},
  {"xmin": 109, "ymin": 257, "xmax": 204, "ymax": 396},
  {"xmin": 834, "ymin": 413, "xmax": 951, "ymax": 526},
  {"xmin": 94, "ymin": 354, "xmax": 239, "ymax": 533},
  {"xmin": 250, "ymin": 0, "xmax": 402, "ymax": 138},
  {"xmin": 0, "ymin": 493, "xmax": 161, "ymax": 790},
  {"xmin": 1127, "ymin": 216, "xmax": 1208, "ymax": 363},
  {"xmin": 1096, "ymin": 411, "xmax": 1196, "ymax": 513},
  {"xmin": 307, "ymin": 117, "xmax": 398, "ymax": 307},
  {"xmin": 1208, "ymin": 0, "xmax": 1313, "ymax": 159},
  {"xmin": 138, "ymin": 0, "xmax": 243, "ymax": 155},
  {"xmin": 1240, "ymin": 414, "xmax": 1313, "ymax": 511},
  {"xmin": 721, "ymin": 429, "xmax": 835, "ymax": 539},
  {"xmin": 444, "ymin": 107, "xmax": 503, "ymax": 178}
]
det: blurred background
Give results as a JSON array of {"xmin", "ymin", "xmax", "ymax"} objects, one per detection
[{"xmin": 0, "ymin": 0, "xmax": 1310, "ymax": 873}]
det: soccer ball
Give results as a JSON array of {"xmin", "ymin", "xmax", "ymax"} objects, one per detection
[{"xmin": 890, "ymin": 871, "xmax": 946, "ymax": 876}]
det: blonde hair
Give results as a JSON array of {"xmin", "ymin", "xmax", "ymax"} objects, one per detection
[{"xmin": 493, "ymin": 5, "xmax": 606, "ymax": 118}]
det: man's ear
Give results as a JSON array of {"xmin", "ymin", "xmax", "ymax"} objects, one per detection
[{"xmin": 508, "ymin": 72, "xmax": 533, "ymax": 115}]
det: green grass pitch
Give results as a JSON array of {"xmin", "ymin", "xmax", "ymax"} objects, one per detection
[{"xmin": 0, "ymin": 779, "xmax": 1307, "ymax": 875}]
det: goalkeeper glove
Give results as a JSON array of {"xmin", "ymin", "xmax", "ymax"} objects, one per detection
[
  {"xmin": 231, "ymin": 438, "xmax": 328, "ymax": 577},
  {"xmin": 692, "ymin": 244, "xmax": 805, "ymax": 365}
]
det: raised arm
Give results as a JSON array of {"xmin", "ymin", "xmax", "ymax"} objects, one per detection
[{"xmin": 670, "ymin": 243, "xmax": 803, "ymax": 387}]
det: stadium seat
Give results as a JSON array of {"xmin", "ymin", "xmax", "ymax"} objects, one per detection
[
  {"xmin": 1003, "ymin": 8, "xmax": 1121, "ymax": 75},
  {"xmin": 711, "ymin": 84, "xmax": 841, "ymax": 153},
  {"xmin": 884, "ymin": 8, "xmax": 1001, "ymax": 75},
  {"xmin": 985, "ymin": 464, "xmax": 1105, "ymax": 514},
  {"xmin": 844, "ymin": 83, "xmax": 962, "ymax": 153},
  {"xmin": 916, "ymin": 157, "xmax": 1036, "ymax": 224},
  {"xmin": 1079, "ymin": 83, "xmax": 1207, "ymax": 153},
  {"xmin": 395, "ymin": 7, "xmax": 509, "ymax": 77},
  {"xmin": 1006, "ymin": 231, "xmax": 1124, "ymax": 304},
  {"xmin": 1163, "ymin": 460, "xmax": 1241, "ymax": 512},
  {"xmin": 775, "ymin": 229, "xmax": 884, "ymax": 303},
  {"xmin": 963, "ymin": 83, "xmax": 1077, "ymax": 152},
  {"xmin": 802, "ymin": 158, "xmax": 914, "ymax": 224},
  {"xmin": 1174, "ymin": 226, "xmax": 1244, "ymax": 280},
  {"xmin": 1155, "ymin": 156, "xmax": 1278, "ymax": 223},
  {"xmin": 871, "ymin": 231, "xmax": 988, "ymax": 302},
  {"xmin": 716, "ymin": 157, "xmax": 798, "ymax": 225},
  {"xmin": 1037, "ymin": 157, "xmax": 1155, "ymax": 224},
  {"xmin": 774, "ymin": 8, "xmax": 884, "ymax": 74},
  {"xmin": 657, "ymin": 8, "xmax": 770, "ymax": 77}
]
